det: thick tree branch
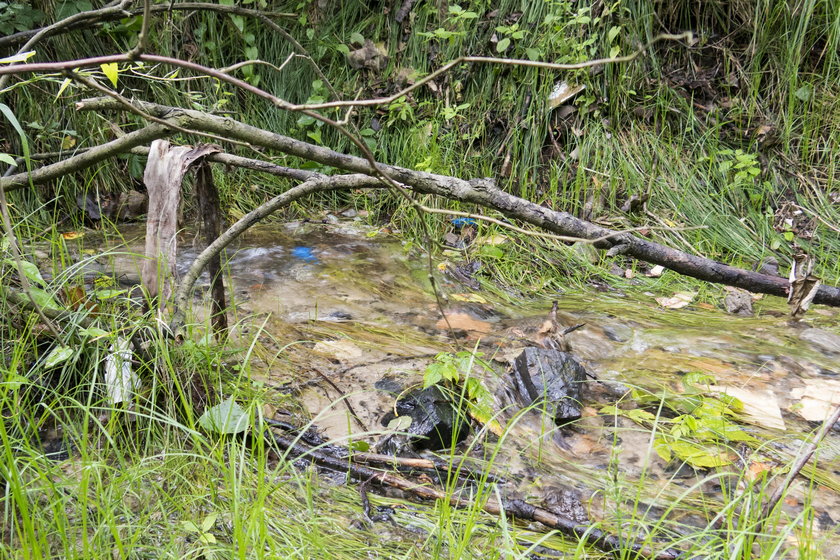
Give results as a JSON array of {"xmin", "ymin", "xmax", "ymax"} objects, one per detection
[
  {"xmin": 0, "ymin": 124, "xmax": 171, "ymax": 192},
  {"xmin": 74, "ymin": 97, "xmax": 840, "ymax": 308}
]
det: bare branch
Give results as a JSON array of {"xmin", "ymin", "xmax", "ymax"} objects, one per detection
[
  {"xmin": 295, "ymin": 32, "xmax": 694, "ymax": 111},
  {"xmin": 0, "ymin": 124, "xmax": 170, "ymax": 191},
  {"xmin": 74, "ymin": 97, "xmax": 840, "ymax": 308},
  {"xmin": 127, "ymin": 0, "xmax": 152, "ymax": 60},
  {"xmin": 0, "ymin": 2, "xmax": 296, "ymax": 50}
]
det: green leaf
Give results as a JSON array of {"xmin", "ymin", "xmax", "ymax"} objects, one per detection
[
  {"xmin": 794, "ymin": 85, "xmax": 812, "ymax": 102},
  {"xmin": 100, "ymin": 63, "xmax": 119, "ymax": 88},
  {"xmin": 683, "ymin": 371, "xmax": 715, "ymax": 387},
  {"xmin": 44, "ymin": 345, "xmax": 74, "ymax": 368},
  {"xmin": 199, "ymin": 398, "xmax": 250, "ymax": 434},
  {"xmin": 9, "ymin": 259, "xmax": 46, "ymax": 286},
  {"xmin": 669, "ymin": 441, "xmax": 732, "ymax": 468},
  {"xmin": 200, "ymin": 513, "xmax": 218, "ymax": 532},
  {"xmin": 0, "ymin": 51, "xmax": 36, "ymax": 64},
  {"xmin": 28, "ymin": 287, "xmax": 63, "ymax": 311},
  {"xmin": 181, "ymin": 520, "xmax": 199, "ymax": 533},
  {"xmin": 79, "ymin": 327, "xmax": 109, "ymax": 338},
  {"xmin": 4, "ymin": 373, "xmax": 29, "ymax": 392},
  {"xmin": 626, "ymin": 408, "xmax": 657, "ymax": 423},
  {"xmin": 0, "ymin": 153, "xmax": 15, "ymax": 166},
  {"xmin": 349, "ymin": 32, "xmax": 365, "ymax": 45},
  {"xmin": 607, "ymin": 26, "xmax": 621, "ymax": 43},
  {"xmin": 653, "ymin": 438, "xmax": 672, "ymax": 462},
  {"xmin": 386, "ymin": 415, "xmax": 412, "ymax": 431},
  {"xmin": 306, "ymin": 129, "xmax": 323, "ymax": 145},
  {"xmin": 423, "ymin": 362, "xmax": 445, "ymax": 388},
  {"xmin": 496, "ymin": 37, "xmax": 511, "ymax": 53},
  {"xmin": 525, "ymin": 48, "xmax": 541, "ymax": 61},
  {"xmin": 478, "ymin": 245, "xmax": 504, "ymax": 259},
  {"xmin": 93, "ymin": 288, "xmax": 128, "ymax": 300}
]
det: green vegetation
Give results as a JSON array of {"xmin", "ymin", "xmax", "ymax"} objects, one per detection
[{"xmin": 1, "ymin": 0, "xmax": 839, "ymax": 558}]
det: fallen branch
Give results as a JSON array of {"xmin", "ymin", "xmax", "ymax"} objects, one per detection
[
  {"xmin": 0, "ymin": 2, "xmax": 296, "ymax": 50},
  {"xmin": 70, "ymin": 98, "xmax": 840, "ymax": 309},
  {"xmin": 266, "ymin": 425, "xmax": 690, "ymax": 560},
  {"xmin": 0, "ymin": 124, "xmax": 171, "ymax": 192}
]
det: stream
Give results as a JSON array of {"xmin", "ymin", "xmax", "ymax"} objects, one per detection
[{"xmin": 75, "ymin": 217, "xmax": 840, "ymax": 555}]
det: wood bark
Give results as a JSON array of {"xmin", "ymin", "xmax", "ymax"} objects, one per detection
[
  {"xmin": 194, "ymin": 161, "xmax": 228, "ymax": 339},
  {"xmin": 75, "ymin": 97, "xmax": 840, "ymax": 308},
  {"xmin": 0, "ymin": 125, "xmax": 170, "ymax": 192}
]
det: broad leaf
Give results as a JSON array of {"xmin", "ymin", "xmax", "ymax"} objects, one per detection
[
  {"xmin": 199, "ymin": 398, "xmax": 250, "ymax": 434},
  {"xmin": 44, "ymin": 345, "xmax": 73, "ymax": 368}
]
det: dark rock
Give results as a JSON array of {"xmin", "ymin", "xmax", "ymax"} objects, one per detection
[
  {"xmin": 543, "ymin": 487, "xmax": 589, "ymax": 523},
  {"xmin": 757, "ymin": 256, "xmax": 780, "ymax": 276},
  {"xmin": 510, "ymin": 348, "xmax": 587, "ymax": 425},
  {"xmin": 377, "ymin": 385, "xmax": 469, "ymax": 454}
]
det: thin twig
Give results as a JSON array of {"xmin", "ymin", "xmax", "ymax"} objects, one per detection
[
  {"xmin": 760, "ymin": 403, "xmax": 840, "ymax": 520},
  {"xmin": 127, "ymin": 0, "xmax": 152, "ymax": 60}
]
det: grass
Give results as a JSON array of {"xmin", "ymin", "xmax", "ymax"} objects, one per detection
[
  {"xmin": 2, "ymin": 0, "xmax": 840, "ymax": 558},
  {"xmin": 0, "ymin": 283, "xmax": 836, "ymax": 558}
]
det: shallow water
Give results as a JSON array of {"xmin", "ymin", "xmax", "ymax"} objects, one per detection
[{"xmin": 77, "ymin": 219, "xmax": 840, "ymax": 553}]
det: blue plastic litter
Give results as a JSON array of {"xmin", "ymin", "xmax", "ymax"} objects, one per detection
[
  {"xmin": 291, "ymin": 246, "xmax": 318, "ymax": 263},
  {"xmin": 451, "ymin": 218, "xmax": 477, "ymax": 228}
]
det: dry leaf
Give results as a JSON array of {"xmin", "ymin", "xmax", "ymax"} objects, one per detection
[
  {"xmin": 435, "ymin": 312, "xmax": 492, "ymax": 335},
  {"xmin": 709, "ymin": 385, "xmax": 785, "ymax": 430},
  {"xmin": 475, "ymin": 234, "xmax": 508, "ymax": 246},
  {"xmin": 647, "ymin": 265, "xmax": 665, "ymax": 277},
  {"xmin": 655, "ymin": 292, "xmax": 695, "ymax": 309},
  {"xmin": 788, "ymin": 252, "xmax": 821, "ymax": 319},
  {"xmin": 61, "ymin": 231, "xmax": 84, "ymax": 240},
  {"xmin": 790, "ymin": 379, "xmax": 840, "ymax": 422},
  {"xmin": 746, "ymin": 461, "xmax": 775, "ymax": 482}
]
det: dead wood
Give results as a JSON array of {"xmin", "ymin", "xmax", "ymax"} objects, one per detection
[
  {"xmin": 0, "ymin": 125, "xmax": 171, "ymax": 192},
  {"xmin": 194, "ymin": 161, "xmax": 227, "ymax": 339},
  {"xmin": 62, "ymin": 96, "xmax": 840, "ymax": 310},
  {"xmin": 266, "ymin": 425, "xmax": 691, "ymax": 560},
  {"xmin": 141, "ymin": 140, "xmax": 219, "ymax": 304},
  {"xmin": 0, "ymin": 2, "xmax": 295, "ymax": 50}
]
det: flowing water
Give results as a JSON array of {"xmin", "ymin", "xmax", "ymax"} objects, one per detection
[{"xmin": 78, "ymin": 218, "xmax": 840, "ymax": 554}]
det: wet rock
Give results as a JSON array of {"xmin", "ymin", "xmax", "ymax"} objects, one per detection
[
  {"xmin": 543, "ymin": 487, "xmax": 589, "ymax": 523},
  {"xmin": 800, "ymin": 328, "xmax": 840, "ymax": 355},
  {"xmin": 757, "ymin": 256, "xmax": 780, "ymax": 276},
  {"xmin": 377, "ymin": 385, "xmax": 469, "ymax": 455},
  {"xmin": 724, "ymin": 288, "xmax": 753, "ymax": 316},
  {"xmin": 116, "ymin": 190, "xmax": 148, "ymax": 221},
  {"xmin": 510, "ymin": 348, "xmax": 587, "ymax": 425}
]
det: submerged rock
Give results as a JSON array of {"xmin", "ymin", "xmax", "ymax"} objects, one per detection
[
  {"xmin": 799, "ymin": 328, "xmax": 840, "ymax": 356},
  {"xmin": 510, "ymin": 348, "xmax": 588, "ymax": 425},
  {"xmin": 377, "ymin": 385, "xmax": 470, "ymax": 455}
]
